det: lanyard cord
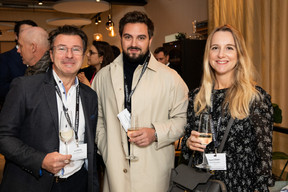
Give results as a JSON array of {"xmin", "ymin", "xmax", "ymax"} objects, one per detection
[
  {"xmin": 55, "ymin": 81, "xmax": 80, "ymax": 144},
  {"xmin": 124, "ymin": 53, "xmax": 151, "ymax": 112}
]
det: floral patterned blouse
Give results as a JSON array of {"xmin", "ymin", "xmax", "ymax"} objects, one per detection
[{"xmin": 181, "ymin": 86, "xmax": 274, "ymax": 192}]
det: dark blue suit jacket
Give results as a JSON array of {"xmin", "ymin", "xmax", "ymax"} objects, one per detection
[
  {"xmin": 0, "ymin": 47, "xmax": 27, "ymax": 102},
  {"xmin": 0, "ymin": 69, "xmax": 99, "ymax": 192}
]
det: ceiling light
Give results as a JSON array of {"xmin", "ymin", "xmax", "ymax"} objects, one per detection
[
  {"xmin": 108, "ymin": 27, "xmax": 116, "ymax": 37},
  {"xmin": 53, "ymin": 0, "xmax": 109, "ymax": 14},
  {"xmin": 105, "ymin": 14, "xmax": 114, "ymax": 31},
  {"xmin": 38, "ymin": 0, "xmax": 43, "ymax": 5},
  {"xmin": 93, "ymin": 13, "xmax": 102, "ymax": 25},
  {"xmin": 94, "ymin": 33, "xmax": 103, "ymax": 41}
]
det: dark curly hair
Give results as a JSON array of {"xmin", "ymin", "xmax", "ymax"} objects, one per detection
[{"xmin": 119, "ymin": 11, "xmax": 154, "ymax": 39}]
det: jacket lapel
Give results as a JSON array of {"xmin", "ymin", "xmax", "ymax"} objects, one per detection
[
  {"xmin": 79, "ymin": 87, "xmax": 90, "ymax": 143},
  {"xmin": 43, "ymin": 69, "xmax": 59, "ymax": 134},
  {"xmin": 110, "ymin": 57, "xmax": 125, "ymax": 114}
]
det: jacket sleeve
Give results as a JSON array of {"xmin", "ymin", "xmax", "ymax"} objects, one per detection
[
  {"xmin": 0, "ymin": 78, "xmax": 46, "ymax": 178},
  {"xmin": 152, "ymin": 74, "xmax": 189, "ymax": 149}
]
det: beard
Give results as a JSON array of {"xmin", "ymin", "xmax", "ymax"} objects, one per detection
[{"xmin": 123, "ymin": 46, "xmax": 149, "ymax": 63}]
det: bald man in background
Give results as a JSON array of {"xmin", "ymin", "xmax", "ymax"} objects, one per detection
[
  {"xmin": 17, "ymin": 26, "xmax": 51, "ymax": 76},
  {"xmin": 0, "ymin": 20, "xmax": 37, "ymax": 111}
]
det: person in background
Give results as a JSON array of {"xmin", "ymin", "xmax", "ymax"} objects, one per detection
[
  {"xmin": 111, "ymin": 45, "xmax": 121, "ymax": 60},
  {"xmin": 0, "ymin": 25, "xmax": 99, "ymax": 192},
  {"xmin": 17, "ymin": 26, "xmax": 51, "ymax": 76},
  {"xmin": 0, "ymin": 20, "xmax": 37, "ymax": 111},
  {"xmin": 78, "ymin": 40, "xmax": 114, "ymax": 87},
  {"xmin": 154, "ymin": 46, "xmax": 169, "ymax": 66},
  {"xmin": 181, "ymin": 24, "xmax": 274, "ymax": 192},
  {"xmin": 154, "ymin": 46, "xmax": 182, "ymax": 75},
  {"xmin": 91, "ymin": 11, "xmax": 188, "ymax": 192}
]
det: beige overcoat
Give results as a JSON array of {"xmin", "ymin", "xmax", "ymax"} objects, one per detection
[{"xmin": 91, "ymin": 53, "xmax": 188, "ymax": 192}]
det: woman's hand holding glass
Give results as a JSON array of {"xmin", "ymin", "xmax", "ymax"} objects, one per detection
[{"xmin": 186, "ymin": 130, "xmax": 207, "ymax": 152}]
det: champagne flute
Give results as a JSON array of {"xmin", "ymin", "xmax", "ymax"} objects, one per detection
[
  {"xmin": 126, "ymin": 115, "xmax": 139, "ymax": 161},
  {"xmin": 196, "ymin": 113, "xmax": 212, "ymax": 169},
  {"xmin": 59, "ymin": 111, "xmax": 74, "ymax": 155}
]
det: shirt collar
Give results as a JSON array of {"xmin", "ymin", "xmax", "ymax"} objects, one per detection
[{"xmin": 52, "ymin": 69, "xmax": 79, "ymax": 86}]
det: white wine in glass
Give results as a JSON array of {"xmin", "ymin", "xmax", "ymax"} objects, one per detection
[
  {"xmin": 198, "ymin": 133, "xmax": 212, "ymax": 146},
  {"xmin": 196, "ymin": 113, "xmax": 212, "ymax": 169},
  {"xmin": 59, "ymin": 111, "xmax": 74, "ymax": 155},
  {"xmin": 126, "ymin": 115, "xmax": 138, "ymax": 161}
]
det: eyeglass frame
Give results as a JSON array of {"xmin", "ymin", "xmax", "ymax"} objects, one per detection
[{"xmin": 52, "ymin": 45, "xmax": 84, "ymax": 56}]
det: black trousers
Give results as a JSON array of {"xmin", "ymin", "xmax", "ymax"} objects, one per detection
[{"xmin": 51, "ymin": 166, "xmax": 88, "ymax": 192}]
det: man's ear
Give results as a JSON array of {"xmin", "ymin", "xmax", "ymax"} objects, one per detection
[
  {"xmin": 31, "ymin": 43, "xmax": 37, "ymax": 53},
  {"xmin": 149, "ymin": 37, "xmax": 153, "ymax": 47}
]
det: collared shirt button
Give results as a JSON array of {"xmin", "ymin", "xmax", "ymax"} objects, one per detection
[{"xmin": 123, "ymin": 169, "xmax": 128, "ymax": 173}]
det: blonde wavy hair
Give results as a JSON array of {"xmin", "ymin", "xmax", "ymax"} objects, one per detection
[{"xmin": 194, "ymin": 24, "xmax": 260, "ymax": 119}]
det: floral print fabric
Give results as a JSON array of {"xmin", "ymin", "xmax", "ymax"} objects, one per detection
[{"xmin": 181, "ymin": 86, "xmax": 274, "ymax": 192}]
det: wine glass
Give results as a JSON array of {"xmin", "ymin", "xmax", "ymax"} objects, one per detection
[
  {"xmin": 59, "ymin": 111, "xmax": 74, "ymax": 155},
  {"xmin": 126, "ymin": 115, "xmax": 139, "ymax": 161},
  {"xmin": 196, "ymin": 113, "xmax": 212, "ymax": 169}
]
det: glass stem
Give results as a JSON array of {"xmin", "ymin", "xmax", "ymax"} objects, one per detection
[
  {"xmin": 65, "ymin": 142, "xmax": 68, "ymax": 155},
  {"xmin": 202, "ymin": 151, "xmax": 207, "ymax": 165},
  {"xmin": 131, "ymin": 142, "xmax": 134, "ymax": 157}
]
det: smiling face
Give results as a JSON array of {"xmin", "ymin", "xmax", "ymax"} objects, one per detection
[
  {"xmin": 50, "ymin": 34, "xmax": 84, "ymax": 79},
  {"xmin": 121, "ymin": 23, "xmax": 152, "ymax": 63},
  {"xmin": 209, "ymin": 31, "xmax": 238, "ymax": 81}
]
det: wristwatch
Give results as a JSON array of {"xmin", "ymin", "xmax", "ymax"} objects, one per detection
[{"xmin": 154, "ymin": 130, "xmax": 158, "ymax": 142}]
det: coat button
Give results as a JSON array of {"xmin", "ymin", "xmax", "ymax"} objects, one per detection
[{"xmin": 123, "ymin": 169, "xmax": 128, "ymax": 173}]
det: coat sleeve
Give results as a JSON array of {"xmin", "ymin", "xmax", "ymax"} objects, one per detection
[
  {"xmin": 0, "ymin": 78, "xmax": 47, "ymax": 178},
  {"xmin": 152, "ymin": 74, "xmax": 189, "ymax": 149},
  {"xmin": 91, "ymin": 73, "xmax": 107, "ymax": 162}
]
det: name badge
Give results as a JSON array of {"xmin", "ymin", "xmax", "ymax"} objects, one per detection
[
  {"xmin": 70, "ymin": 143, "xmax": 87, "ymax": 161},
  {"xmin": 117, "ymin": 108, "xmax": 131, "ymax": 132},
  {"xmin": 205, "ymin": 153, "xmax": 227, "ymax": 170}
]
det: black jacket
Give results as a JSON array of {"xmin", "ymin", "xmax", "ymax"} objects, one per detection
[{"xmin": 0, "ymin": 69, "xmax": 99, "ymax": 192}]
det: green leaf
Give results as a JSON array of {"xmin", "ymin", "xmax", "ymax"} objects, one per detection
[{"xmin": 272, "ymin": 151, "xmax": 288, "ymax": 160}]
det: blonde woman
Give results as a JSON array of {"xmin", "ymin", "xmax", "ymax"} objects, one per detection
[{"xmin": 181, "ymin": 25, "xmax": 273, "ymax": 192}]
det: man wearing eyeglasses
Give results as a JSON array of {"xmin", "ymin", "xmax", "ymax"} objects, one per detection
[{"xmin": 0, "ymin": 25, "xmax": 99, "ymax": 192}]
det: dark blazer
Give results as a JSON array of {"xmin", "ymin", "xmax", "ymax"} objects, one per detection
[
  {"xmin": 0, "ymin": 69, "xmax": 99, "ymax": 192},
  {"xmin": 0, "ymin": 47, "xmax": 27, "ymax": 102}
]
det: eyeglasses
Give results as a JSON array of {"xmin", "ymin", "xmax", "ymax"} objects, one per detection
[
  {"xmin": 53, "ymin": 45, "xmax": 83, "ymax": 56},
  {"xmin": 88, "ymin": 50, "xmax": 99, "ymax": 55}
]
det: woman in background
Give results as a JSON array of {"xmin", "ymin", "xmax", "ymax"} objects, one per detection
[
  {"xmin": 181, "ymin": 24, "xmax": 274, "ymax": 192},
  {"xmin": 78, "ymin": 40, "xmax": 114, "ymax": 86}
]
